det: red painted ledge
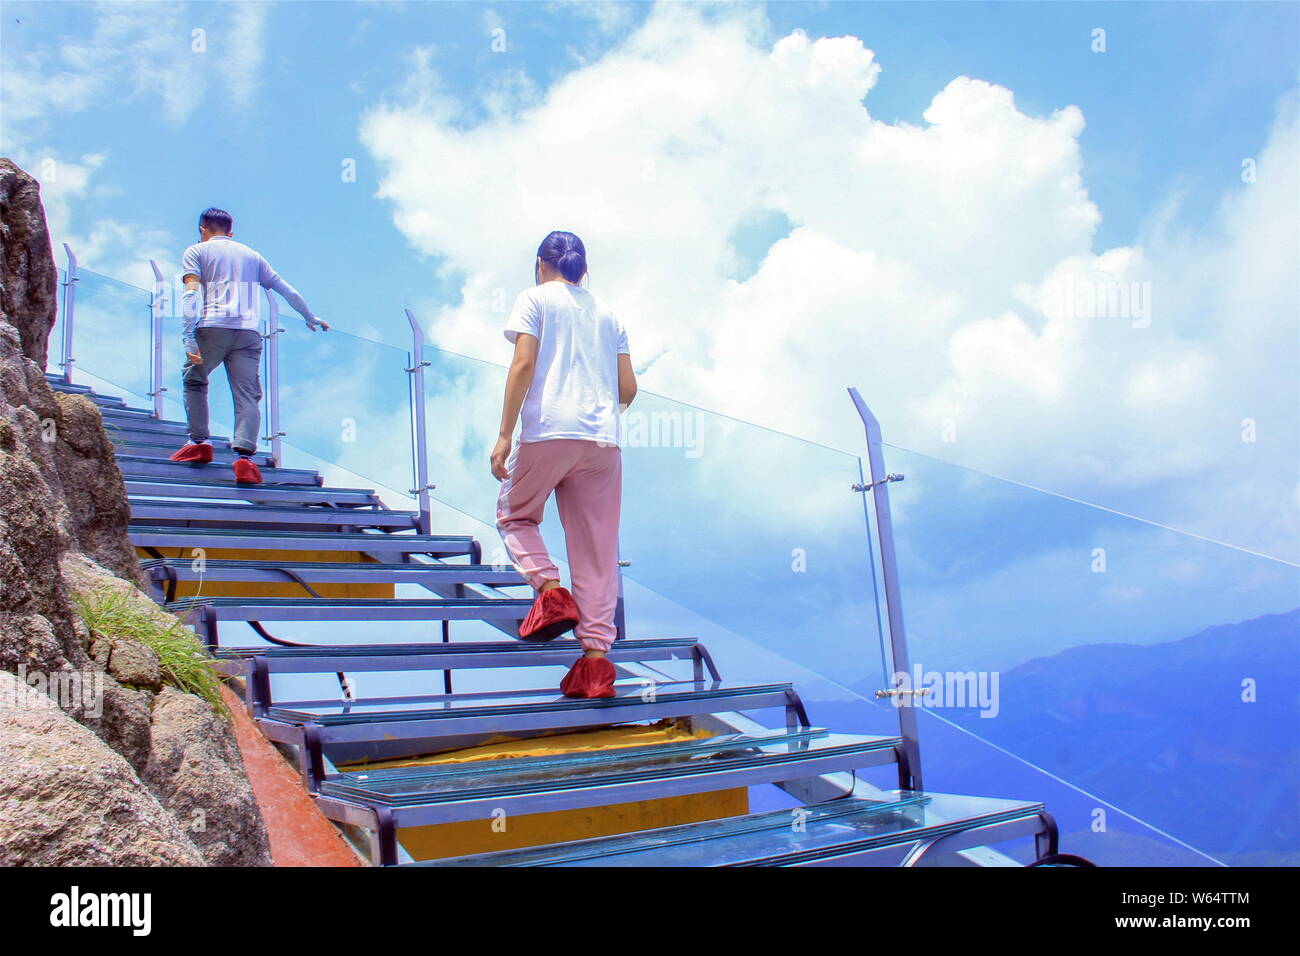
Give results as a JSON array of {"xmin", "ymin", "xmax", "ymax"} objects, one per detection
[{"xmin": 220, "ymin": 685, "xmax": 364, "ymax": 867}]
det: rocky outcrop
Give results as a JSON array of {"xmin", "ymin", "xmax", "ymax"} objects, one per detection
[
  {"xmin": 0, "ymin": 157, "xmax": 272, "ymax": 866},
  {"xmin": 61, "ymin": 551, "xmax": 272, "ymax": 866},
  {"xmin": 0, "ymin": 158, "xmax": 58, "ymax": 365},
  {"xmin": 49, "ymin": 388, "xmax": 142, "ymax": 582},
  {"xmin": 0, "ymin": 671, "xmax": 206, "ymax": 867},
  {"xmin": 144, "ymin": 688, "xmax": 273, "ymax": 867}
]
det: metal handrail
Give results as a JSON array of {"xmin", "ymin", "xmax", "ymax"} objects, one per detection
[{"xmin": 848, "ymin": 386, "xmax": 922, "ymax": 792}]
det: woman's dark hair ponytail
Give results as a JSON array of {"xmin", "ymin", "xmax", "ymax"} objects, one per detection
[{"xmin": 536, "ymin": 230, "xmax": 587, "ymax": 284}]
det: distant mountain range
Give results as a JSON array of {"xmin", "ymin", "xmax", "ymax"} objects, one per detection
[{"xmin": 834, "ymin": 606, "xmax": 1300, "ymax": 864}]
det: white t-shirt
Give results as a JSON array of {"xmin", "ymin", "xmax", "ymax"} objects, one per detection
[
  {"xmin": 504, "ymin": 281, "xmax": 629, "ymax": 445},
  {"xmin": 181, "ymin": 236, "xmax": 280, "ymax": 331}
]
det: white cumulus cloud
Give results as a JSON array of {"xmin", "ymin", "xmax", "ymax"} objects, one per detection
[{"xmin": 355, "ymin": 2, "xmax": 1295, "ymax": 562}]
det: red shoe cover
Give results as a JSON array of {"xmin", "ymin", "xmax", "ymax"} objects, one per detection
[
  {"xmin": 169, "ymin": 442, "xmax": 214, "ymax": 463},
  {"xmin": 560, "ymin": 656, "xmax": 616, "ymax": 698},
  {"xmin": 232, "ymin": 456, "xmax": 263, "ymax": 484},
  {"xmin": 518, "ymin": 586, "xmax": 579, "ymax": 642}
]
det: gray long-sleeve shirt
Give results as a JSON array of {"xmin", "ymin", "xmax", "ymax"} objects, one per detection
[{"xmin": 180, "ymin": 235, "xmax": 320, "ymax": 349}]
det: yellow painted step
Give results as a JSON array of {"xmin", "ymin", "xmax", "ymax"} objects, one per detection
[
  {"xmin": 136, "ymin": 547, "xmax": 395, "ymax": 600},
  {"xmin": 400, "ymin": 789, "xmax": 748, "ymax": 862},
  {"xmin": 339, "ymin": 721, "xmax": 748, "ymax": 862}
]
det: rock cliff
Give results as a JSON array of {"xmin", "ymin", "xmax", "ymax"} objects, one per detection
[{"xmin": 0, "ymin": 157, "xmax": 272, "ymax": 866}]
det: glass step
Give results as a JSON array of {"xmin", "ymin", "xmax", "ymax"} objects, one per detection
[
  {"xmin": 112, "ymin": 438, "xmax": 274, "ymax": 461},
  {"xmin": 316, "ymin": 729, "xmax": 901, "ymax": 829},
  {"xmin": 100, "ymin": 408, "xmax": 187, "ymax": 426},
  {"xmin": 125, "ymin": 480, "xmax": 380, "ymax": 503},
  {"xmin": 165, "ymin": 596, "xmax": 532, "ymax": 616},
  {"xmin": 417, "ymin": 791, "xmax": 1045, "ymax": 867},
  {"xmin": 129, "ymin": 498, "xmax": 418, "ymax": 526},
  {"xmin": 251, "ymin": 636, "xmax": 697, "ymax": 660},
  {"xmin": 117, "ymin": 456, "xmax": 323, "ymax": 485},
  {"xmin": 235, "ymin": 639, "xmax": 708, "ymax": 699},
  {"xmin": 129, "ymin": 497, "xmax": 408, "ymax": 514},
  {"xmin": 267, "ymin": 679, "xmax": 794, "ymax": 727},
  {"xmin": 142, "ymin": 558, "xmax": 526, "ymax": 585},
  {"xmin": 131, "ymin": 526, "xmax": 473, "ymax": 543},
  {"xmin": 130, "ymin": 526, "xmax": 476, "ymax": 555},
  {"xmin": 109, "ymin": 423, "xmax": 228, "ymax": 441},
  {"xmin": 324, "ymin": 726, "xmax": 840, "ymax": 803}
]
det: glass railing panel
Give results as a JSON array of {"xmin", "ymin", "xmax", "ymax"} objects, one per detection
[
  {"xmin": 46, "ymin": 266, "xmax": 67, "ymax": 378},
  {"xmin": 414, "ymin": 344, "xmax": 895, "ymax": 742},
  {"xmin": 620, "ymin": 390, "xmax": 887, "ymax": 688},
  {"xmin": 152, "ymin": 300, "xmax": 415, "ymax": 498},
  {"xmin": 70, "ymin": 268, "xmax": 153, "ymax": 400},
  {"xmin": 868, "ymin": 443, "xmax": 1300, "ymax": 866},
  {"xmin": 270, "ymin": 322, "xmax": 415, "ymax": 499}
]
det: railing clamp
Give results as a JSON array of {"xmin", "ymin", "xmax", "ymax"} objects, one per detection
[
  {"xmin": 408, "ymin": 482, "xmax": 436, "ymax": 494},
  {"xmin": 853, "ymin": 473, "xmax": 904, "ymax": 493},
  {"xmin": 261, "ymin": 430, "xmax": 286, "ymax": 442},
  {"xmin": 617, "ymin": 560, "xmax": 631, "ymax": 568},
  {"xmin": 147, "ymin": 387, "xmax": 168, "ymax": 397},
  {"xmin": 875, "ymin": 688, "xmax": 927, "ymax": 700},
  {"xmin": 405, "ymin": 360, "xmax": 432, "ymax": 374}
]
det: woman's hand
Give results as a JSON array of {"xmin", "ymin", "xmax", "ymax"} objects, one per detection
[{"xmin": 490, "ymin": 436, "xmax": 512, "ymax": 481}]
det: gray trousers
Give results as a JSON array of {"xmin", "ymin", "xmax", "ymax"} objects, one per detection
[{"xmin": 183, "ymin": 327, "xmax": 263, "ymax": 454}]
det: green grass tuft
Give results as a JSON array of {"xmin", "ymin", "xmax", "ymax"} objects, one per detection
[{"xmin": 71, "ymin": 586, "xmax": 229, "ymax": 718}]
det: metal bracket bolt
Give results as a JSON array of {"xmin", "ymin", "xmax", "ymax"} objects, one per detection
[
  {"xmin": 853, "ymin": 473, "xmax": 904, "ymax": 493},
  {"xmin": 875, "ymin": 687, "xmax": 927, "ymax": 699}
]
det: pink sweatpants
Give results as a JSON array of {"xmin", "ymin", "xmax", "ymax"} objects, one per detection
[{"xmin": 495, "ymin": 439, "xmax": 622, "ymax": 652}]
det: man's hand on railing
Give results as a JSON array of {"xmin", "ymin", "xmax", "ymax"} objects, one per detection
[{"xmin": 305, "ymin": 315, "xmax": 331, "ymax": 332}]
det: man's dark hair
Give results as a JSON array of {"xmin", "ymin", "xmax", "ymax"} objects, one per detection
[{"xmin": 199, "ymin": 207, "xmax": 233, "ymax": 234}]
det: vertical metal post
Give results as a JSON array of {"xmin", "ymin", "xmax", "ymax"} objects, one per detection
[
  {"xmin": 262, "ymin": 291, "xmax": 284, "ymax": 467},
  {"xmin": 848, "ymin": 386, "xmax": 922, "ymax": 793},
  {"xmin": 614, "ymin": 558, "xmax": 629, "ymax": 642},
  {"xmin": 404, "ymin": 309, "xmax": 433, "ymax": 535},
  {"xmin": 60, "ymin": 243, "xmax": 78, "ymax": 385},
  {"xmin": 148, "ymin": 260, "xmax": 167, "ymax": 419}
]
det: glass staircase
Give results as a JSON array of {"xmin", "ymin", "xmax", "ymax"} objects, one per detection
[{"xmin": 47, "ymin": 371, "xmax": 1059, "ymax": 867}]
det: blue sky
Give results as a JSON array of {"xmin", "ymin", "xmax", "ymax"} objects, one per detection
[
  {"xmin": 4, "ymin": 1, "xmax": 1298, "ymax": 568},
  {"xmin": 6, "ymin": 2, "xmax": 1295, "ymax": 332}
]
